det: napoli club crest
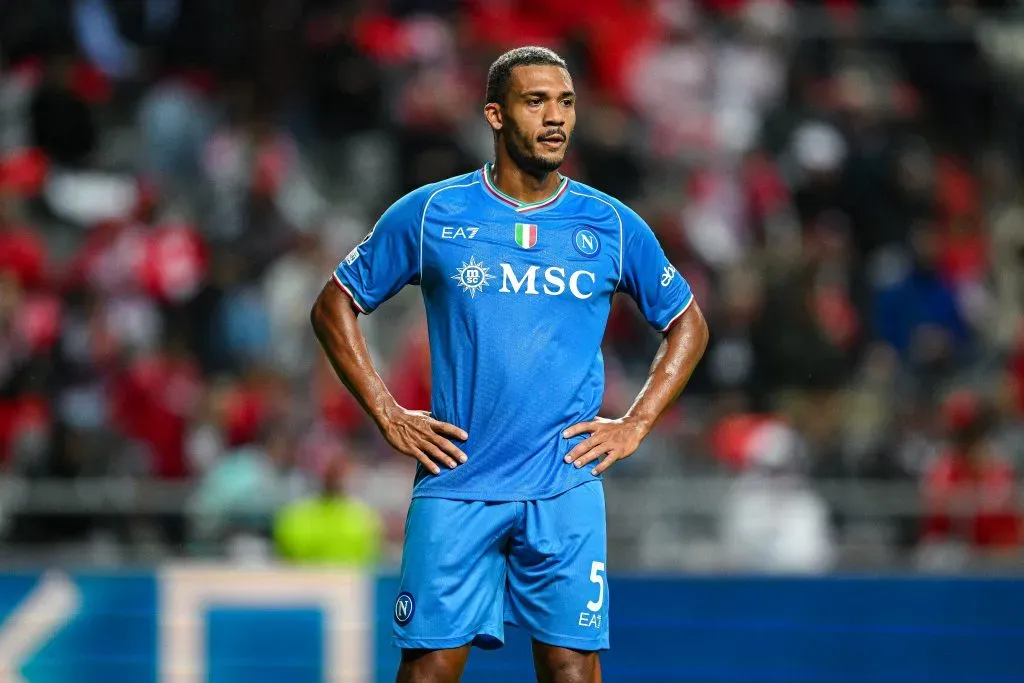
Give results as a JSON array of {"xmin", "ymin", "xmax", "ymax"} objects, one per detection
[
  {"xmin": 573, "ymin": 228, "xmax": 601, "ymax": 257},
  {"xmin": 394, "ymin": 592, "xmax": 416, "ymax": 624}
]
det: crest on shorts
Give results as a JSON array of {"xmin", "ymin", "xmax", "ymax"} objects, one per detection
[{"xmin": 394, "ymin": 592, "xmax": 416, "ymax": 624}]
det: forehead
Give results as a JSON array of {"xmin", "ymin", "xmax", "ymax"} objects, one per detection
[{"xmin": 508, "ymin": 64, "xmax": 573, "ymax": 94}]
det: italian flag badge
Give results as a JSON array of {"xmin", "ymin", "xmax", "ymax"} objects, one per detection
[{"xmin": 515, "ymin": 223, "xmax": 538, "ymax": 249}]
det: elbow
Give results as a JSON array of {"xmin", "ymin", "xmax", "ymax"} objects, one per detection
[
  {"xmin": 695, "ymin": 307, "xmax": 710, "ymax": 354},
  {"xmin": 678, "ymin": 300, "xmax": 710, "ymax": 356},
  {"xmin": 310, "ymin": 283, "xmax": 336, "ymax": 338},
  {"xmin": 310, "ymin": 291, "xmax": 326, "ymax": 335},
  {"xmin": 312, "ymin": 279, "xmax": 360, "ymax": 342}
]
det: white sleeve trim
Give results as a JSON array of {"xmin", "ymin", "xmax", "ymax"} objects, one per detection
[
  {"xmin": 332, "ymin": 272, "xmax": 370, "ymax": 314},
  {"xmin": 659, "ymin": 295, "xmax": 695, "ymax": 333}
]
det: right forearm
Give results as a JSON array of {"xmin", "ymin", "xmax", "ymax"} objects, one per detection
[{"xmin": 310, "ymin": 281, "xmax": 397, "ymax": 429}]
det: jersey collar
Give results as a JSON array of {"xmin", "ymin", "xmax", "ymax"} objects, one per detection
[{"xmin": 481, "ymin": 163, "xmax": 569, "ymax": 213}]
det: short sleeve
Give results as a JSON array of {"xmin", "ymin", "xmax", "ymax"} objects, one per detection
[
  {"xmin": 617, "ymin": 203, "xmax": 694, "ymax": 332},
  {"xmin": 332, "ymin": 189, "xmax": 424, "ymax": 313}
]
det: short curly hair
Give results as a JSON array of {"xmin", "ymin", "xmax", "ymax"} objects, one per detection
[{"xmin": 485, "ymin": 46, "xmax": 568, "ymax": 105}]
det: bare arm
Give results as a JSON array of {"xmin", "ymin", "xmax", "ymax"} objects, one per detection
[
  {"xmin": 563, "ymin": 301, "xmax": 709, "ymax": 474},
  {"xmin": 624, "ymin": 301, "xmax": 709, "ymax": 433},
  {"xmin": 310, "ymin": 281, "xmax": 468, "ymax": 474}
]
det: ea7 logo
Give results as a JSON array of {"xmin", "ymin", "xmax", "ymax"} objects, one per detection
[{"xmin": 442, "ymin": 227, "xmax": 479, "ymax": 239}]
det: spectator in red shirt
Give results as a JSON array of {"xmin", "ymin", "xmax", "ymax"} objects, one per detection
[
  {"xmin": 110, "ymin": 337, "xmax": 203, "ymax": 478},
  {"xmin": 922, "ymin": 390, "xmax": 1021, "ymax": 552},
  {"xmin": 0, "ymin": 187, "xmax": 48, "ymax": 291}
]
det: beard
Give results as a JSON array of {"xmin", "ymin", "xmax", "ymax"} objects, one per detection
[{"xmin": 502, "ymin": 123, "xmax": 566, "ymax": 176}]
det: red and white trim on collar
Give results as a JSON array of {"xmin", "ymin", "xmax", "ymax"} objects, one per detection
[{"xmin": 481, "ymin": 163, "xmax": 569, "ymax": 213}]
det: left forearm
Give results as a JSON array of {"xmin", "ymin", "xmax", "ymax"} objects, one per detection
[
  {"xmin": 624, "ymin": 302, "xmax": 709, "ymax": 433},
  {"xmin": 561, "ymin": 301, "xmax": 708, "ymax": 475}
]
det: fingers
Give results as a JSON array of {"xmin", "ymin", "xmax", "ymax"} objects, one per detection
[
  {"xmin": 392, "ymin": 412, "xmax": 469, "ymax": 475},
  {"xmin": 430, "ymin": 433, "xmax": 468, "ymax": 464},
  {"xmin": 424, "ymin": 417, "xmax": 468, "ymax": 465},
  {"xmin": 431, "ymin": 419, "xmax": 469, "ymax": 442},
  {"xmin": 592, "ymin": 452, "xmax": 619, "ymax": 476},
  {"xmin": 562, "ymin": 421, "xmax": 597, "ymax": 439},
  {"xmin": 421, "ymin": 441, "xmax": 459, "ymax": 470},
  {"xmin": 567, "ymin": 442, "xmax": 610, "ymax": 470},
  {"xmin": 564, "ymin": 436, "xmax": 601, "ymax": 464},
  {"xmin": 411, "ymin": 448, "xmax": 442, "ymax": 475},
  {"xmin": 386, "ymin": 411, "xmax": 468, "ymax": 474}
]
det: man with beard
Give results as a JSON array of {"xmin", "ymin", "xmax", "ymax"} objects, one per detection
[{"xmin": 312, "ymin": 46, "xmax": 708, "ymax": 683}]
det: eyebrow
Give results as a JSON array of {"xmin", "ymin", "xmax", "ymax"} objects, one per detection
[{"xmin": 521, "ymin": 90, "xmax": 576, "ymax": 99}]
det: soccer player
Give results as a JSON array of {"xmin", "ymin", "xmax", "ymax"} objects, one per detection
[{"xmin": 311, "ymin": 46, "xmax": 708, "ymax": 683}]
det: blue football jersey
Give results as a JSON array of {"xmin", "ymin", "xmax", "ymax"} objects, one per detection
[{"xmin": 333, "ymin": 164, "xmax": 694, "ymax": 501}]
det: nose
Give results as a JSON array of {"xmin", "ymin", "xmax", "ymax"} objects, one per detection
[{"xmin": 543, "ymin": 101, "xmax": 565, "ymax": 127}]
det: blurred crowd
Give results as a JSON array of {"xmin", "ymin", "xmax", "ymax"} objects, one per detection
[{"xmin": 2, "ymin": 0, "xmax": 1024, "ymax": 571}]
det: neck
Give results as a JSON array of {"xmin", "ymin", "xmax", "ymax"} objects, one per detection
[{"xmin": 490, "ymin": 156, "xmax": 562, "ymax": 205}]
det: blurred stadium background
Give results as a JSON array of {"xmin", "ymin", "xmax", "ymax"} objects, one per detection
[{"xmin": 2, "ymin": 0, "xmax": 1024, "ymax": 680}]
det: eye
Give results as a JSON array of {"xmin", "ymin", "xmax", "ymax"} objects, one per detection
[
  {"xmin": 562, "ymin": 98, "xmax": 574, "ymax": 107},
  {"xmin": 528, "ymin": 99, "xmax": 542, "ymax": 107}
]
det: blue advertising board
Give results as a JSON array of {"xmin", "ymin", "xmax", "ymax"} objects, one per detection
[
  {"xmin": 0, "ymin": 571, "xmax": 155, "ymax": 683},
  {"xmin": 0, "ymin": 569, "xmax": 1021, "ymax": 683}
]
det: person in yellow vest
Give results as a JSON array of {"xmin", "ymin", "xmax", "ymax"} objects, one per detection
[{"xmin": 274, "ymin": 454, "xmax": 382, "ymax": 566}]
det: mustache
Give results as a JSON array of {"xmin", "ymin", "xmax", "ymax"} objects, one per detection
[{"xmin": 538, "ymin": 128, "xmax": 567, "ymax": 140}]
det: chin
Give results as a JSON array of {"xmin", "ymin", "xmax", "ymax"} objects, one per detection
[
  {"xmin": 506, "ymin": 137, "xmax": 566, "ymax": 175},
  {"xmin": 528, "ymin": 153, "xmax": 565, "ymax": 173}
]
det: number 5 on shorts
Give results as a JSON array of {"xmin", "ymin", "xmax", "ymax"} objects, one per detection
[{"xmin": 587, "ymin": 561, "xmax": 605, "ymax": 611}]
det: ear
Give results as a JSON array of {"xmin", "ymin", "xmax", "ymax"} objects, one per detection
[{"xmin": 483, "ymin": 103, "xmax": 503, "ymax": 134}]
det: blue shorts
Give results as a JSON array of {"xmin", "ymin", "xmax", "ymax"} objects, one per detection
[{"xmin": 392, "ymin": 481, "xmax": 609, "ymax": 652}]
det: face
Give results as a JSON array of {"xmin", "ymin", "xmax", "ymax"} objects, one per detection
[{"xmin": 486, "ymin": 65, "xmax": 576, "ymax": 175}]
